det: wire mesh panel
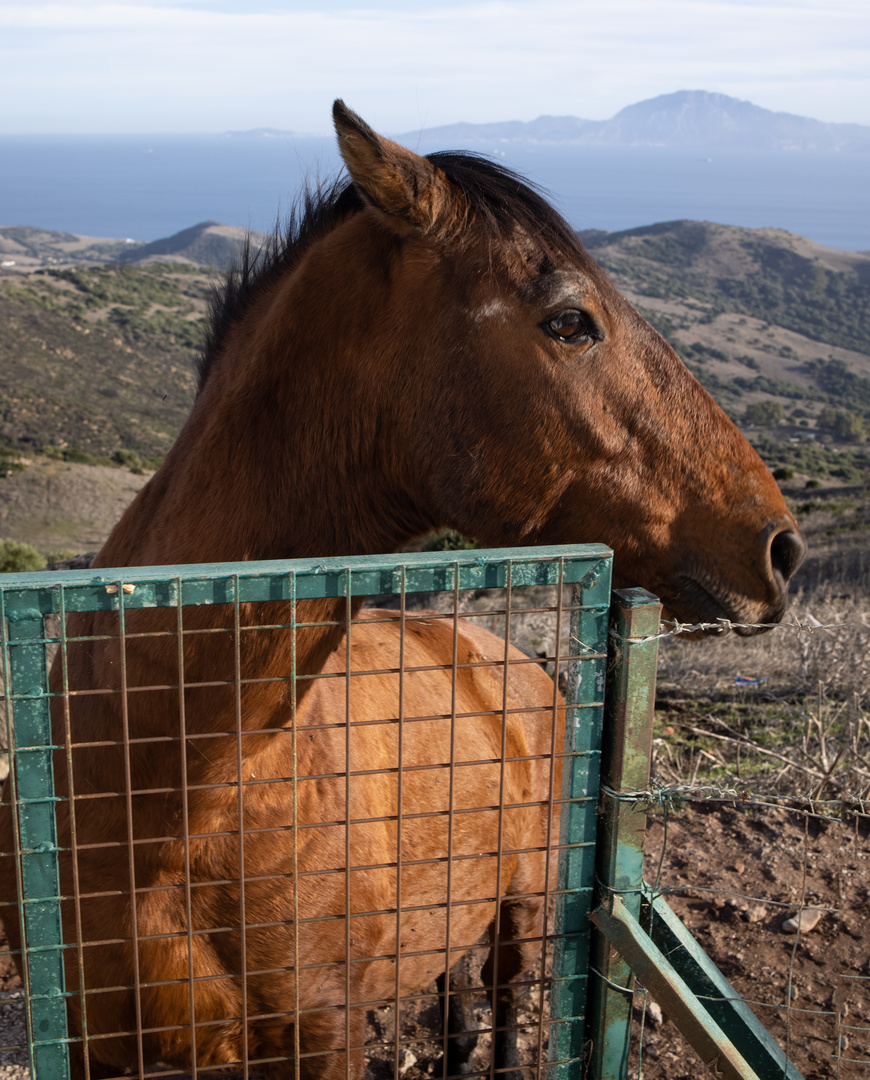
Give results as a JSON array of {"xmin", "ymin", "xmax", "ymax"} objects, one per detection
[{"xmin": 0, "ymin": 545, "xmax": 613, "ymax": 1080}]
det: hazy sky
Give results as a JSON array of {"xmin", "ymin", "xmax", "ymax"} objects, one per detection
[{"xmin": 2, "ymin": 0, "xmax": 869, "ymax": 134}]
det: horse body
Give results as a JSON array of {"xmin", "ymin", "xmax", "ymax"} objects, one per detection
[
  {"xmin": 47, "ymin": 607, "xmax": 554, "ymax": 1079},
  {"xmin": 0, "ymin": 100, "xmax": 804, "ymax": 1079}
]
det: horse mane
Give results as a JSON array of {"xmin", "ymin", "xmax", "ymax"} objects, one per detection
[{"xmin": 198, "ymin": 152, "xmax": 582, "ymax": 391}]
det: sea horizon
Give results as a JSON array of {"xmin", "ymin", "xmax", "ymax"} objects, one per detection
[{"xmin": 1, "ymin": 133, "xmax": 868, "ymax": 252}]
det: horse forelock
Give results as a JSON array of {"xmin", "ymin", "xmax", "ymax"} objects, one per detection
[{"xmin": 197, "ymin": 151, "xmax": 587, "ymax": 393}]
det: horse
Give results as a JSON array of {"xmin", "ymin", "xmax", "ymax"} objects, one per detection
[{"xmin": 0, "ymin": 100, "xmax": 804, "ymax": 1080}]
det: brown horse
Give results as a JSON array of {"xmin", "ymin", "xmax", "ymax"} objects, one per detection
[{"xmin": 0, "ymin": 101, "xmax": 803, "ymax": 1080}]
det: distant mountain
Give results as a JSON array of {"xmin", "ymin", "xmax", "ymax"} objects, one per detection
[
  {"xmin": 402, "ymin": 91, "xmax": 870, "ymax": 152},
  {"xmin": 117, "ymin": 222, "xmax": 265, "ymax": 269}
]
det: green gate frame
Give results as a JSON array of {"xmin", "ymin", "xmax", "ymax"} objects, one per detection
[{"xmin": 0, "ymin": 546, "xmax": 805, "ymax": 1080}]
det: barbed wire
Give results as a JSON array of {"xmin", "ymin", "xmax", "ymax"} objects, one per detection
[
  {"xmin": 613, "ymin": 610, "xmax": 870, "ymax": 644},
  {"xmin": 599, "ymin": 780, "xmax": 870, "ymax": 820}
]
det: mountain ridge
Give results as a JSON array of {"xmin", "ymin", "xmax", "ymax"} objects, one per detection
[
  {"xmin": 219, "ymin": 91, "xmax": 870, "ymax": 152},
  {"xmin": 401, "ymin": 90, "xmax": 870, "ymax": 151},
  {"xmin": 0, "ymin": 222, "xmax": 265, "ymax": 272}
]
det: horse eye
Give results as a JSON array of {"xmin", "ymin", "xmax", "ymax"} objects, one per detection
[{"xmin": 543, "ymin": 310, "xmax": 592, "ymax": 343}]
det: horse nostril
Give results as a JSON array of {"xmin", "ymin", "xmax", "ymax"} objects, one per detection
[{"xmin": 770, "ymin": 529, "xmax": 806, "ymax": 582}]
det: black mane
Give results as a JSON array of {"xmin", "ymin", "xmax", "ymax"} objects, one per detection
[{"xmin": 198, "ymin": 152, "xmax": 580, "ymax": 391}]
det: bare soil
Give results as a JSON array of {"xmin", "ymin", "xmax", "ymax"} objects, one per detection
[{"xmin": 633, "ymin": 804, "xmax": 870, "ymax": 1079}]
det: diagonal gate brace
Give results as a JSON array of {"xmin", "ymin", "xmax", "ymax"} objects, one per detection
[
  {"xmin": 590, "ymin": 890, "xmax": 805, "ymax": 1080},
  {"xmin": 591, "ymin": 894, "xmax": 757, "ymax": 1080},
  {"xmin": 641, "ymin": 891, "xmax": 805, "ymax": 1080}
]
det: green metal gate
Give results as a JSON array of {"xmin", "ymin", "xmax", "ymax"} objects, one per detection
[{"xmin": 0, "ymin": 545, "xmax": 804, "ymax": 1080}]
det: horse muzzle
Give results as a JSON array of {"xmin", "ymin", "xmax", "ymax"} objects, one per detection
[{"xmin": 664, "ymin": 523, "xmax": 806, "ymax": 635}]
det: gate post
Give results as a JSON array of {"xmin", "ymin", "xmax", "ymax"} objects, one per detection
[
  {"xmin": 585, "ymin": 588, "xmax": 661, "ymax": 1079},
  {"xmin": 547, "ymin": 574, "xmax": 612, "ymax": 1079},
  {"xmin": 2, "ymin": 594, "xmax": 71, "ymax": 1080}
]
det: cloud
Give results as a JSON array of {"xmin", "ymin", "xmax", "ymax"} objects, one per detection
[{"xmin": 1, "ymin": 0, "xmax": 868, "ymax": 132}]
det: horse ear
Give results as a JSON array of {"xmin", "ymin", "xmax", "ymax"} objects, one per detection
[{"xmin": 333, "ymin": 100, "xmax": 464, "ymax": 237}]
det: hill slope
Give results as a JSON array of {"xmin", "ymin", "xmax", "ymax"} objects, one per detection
[
  {"xmin": 0, "ymin": 262, "xmax": 210, "ymax": 456},
  {"xmin": 0, "ymin": 222, "xmax": 261, "ymax": 272},
  {"xmin": 582, "ymin": 219, "xmax": 870, "ymax": 357},
  {"xmin": 1, "ymin": 218, "xmax": 869, "ymax": 580},
  {"xmin": 116, "ymin": 222, "xmax": 264, "ymax": 269},
  {"xmin": 1, "ymin": 218, "xmax": 869, "ymax": 464}
]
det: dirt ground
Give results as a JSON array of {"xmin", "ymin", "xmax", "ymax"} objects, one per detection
[
  {"xmin": 632, "ymin": 803, "xmax": 870, "ymax": 1080},
  {"xmin": 0, "ymin": 456, "xmax": 149, "ymax": 557},
  {"xmin": 3, "ymin": 803, "xmax": 866, "ymax": 1079}
]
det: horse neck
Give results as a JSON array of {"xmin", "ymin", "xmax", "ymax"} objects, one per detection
[{"xmin": 94, "ymin": 267, "xmax": 433, "ymax": 692}]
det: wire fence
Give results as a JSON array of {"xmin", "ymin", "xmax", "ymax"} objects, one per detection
[
  {"xmin": 0, "ymin": 549, "xmax": 612, "ymax": 1080},
  {"xmin": 628, "ymin": 592, "xmax": 870, "ymax": 1080},
  {"xmin": 0, "ymin": 556, "xmax": 868, "ymax": 1079}
]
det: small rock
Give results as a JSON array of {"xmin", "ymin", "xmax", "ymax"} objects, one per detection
[
  {"xmin": 743, "ymin": 904, "xmax": 767, "ymax": 924},
  {"xmin": 730, "ymin": 860, "xmax": 746, "ymax": 875},
  {"xmin": 782, "ymin": 908, "xmax": 823, "ymax": 934},
  {"xmin": 646, "ymin": 1000, "xmax": 664, "ymax": 1026}
]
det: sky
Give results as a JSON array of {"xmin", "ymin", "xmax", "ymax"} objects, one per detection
[{"xmin": 1, "ymin": 0, "xmax": 869, "ymax": 135}]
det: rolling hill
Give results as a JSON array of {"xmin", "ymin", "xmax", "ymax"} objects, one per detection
[
  {"xmin": 2, "ymin": 218, "xmax": 870, "ymax": 464},
  {"xmin": 1, "ymin": 217, "xmax": 869, "ymax": 572}
]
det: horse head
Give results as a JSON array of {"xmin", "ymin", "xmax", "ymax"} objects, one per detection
[{"xmin": 328, "ymin": 101, "xmax": 804, "ymax": 631}]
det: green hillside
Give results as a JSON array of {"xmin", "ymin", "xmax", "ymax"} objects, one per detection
[
  {"xmin": 582, "ymin": 220, "xmax": 870, "ymax": 356},
  {"xmin": 0, "ymin": 262, "xmax": 212, "ymax": 458},
  {"xmin": 1, "ymin": 219, "xmax": 869, "ymax": 483}
]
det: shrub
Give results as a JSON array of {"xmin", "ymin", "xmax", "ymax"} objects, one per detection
[
  {"xmin": 422, "ymin": 530, "xmax": 478, "ymax": 552},
  {"xmin": 112, "ymin": 448, "xmax": 145, "ymax": 472},
  {"xmin": 818, "ymin": 407, "xmax": 865, "ymax": 442},
  {"xmin": 0, "ymin": 539, "xmax": 46, "ymax": 573},
  {"xmin": 745, "ymin": 401, "xmax": 784, "ymax": 427}
]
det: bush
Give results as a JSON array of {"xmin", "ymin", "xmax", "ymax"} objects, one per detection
[
  {"xmin": 817, "ymin": 407, "xmax": 865, "ymax": 442},
  {"xmin": 745, "ymin": 401, "xmax": 784, "ymax": 427},
  {"xmin": 772, "ymin": 466, "xmax": 795, "ymax": 481},
  {"xmin": 0, "ymin": 539, "xmax": 46, "ymax": 573},
  {"xmin": 422, "ymin": 530, "xmax": 478, "ymax": 552},
  {"xmin": 112, "ymin": 448, "xmax": 144, "ymax": 472}
]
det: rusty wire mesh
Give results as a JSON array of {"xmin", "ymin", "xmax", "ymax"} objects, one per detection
[
  {"xmin": 4, "ymin": 558, "xmax": 867, "ymax": 1080},
  {"xmin": 0, "ymin": 551, "xmax": 610, "ymax": 1080}
]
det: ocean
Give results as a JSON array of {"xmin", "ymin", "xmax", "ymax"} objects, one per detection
[{"xmin": 1, "ymin": 133, "xmax": 868, "ymax": 251}]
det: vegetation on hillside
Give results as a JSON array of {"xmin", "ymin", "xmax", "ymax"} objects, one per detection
[
  {"xmin": 0, "ymin": 262, "xmax": 212, "ymax": 458},
  {"xmin": 583, "ymin": 220, "xmax": 870, "ymax": 356},
  {"xmin": 1, "ymin": 218, "xmax": 870, "ymax": 488}
]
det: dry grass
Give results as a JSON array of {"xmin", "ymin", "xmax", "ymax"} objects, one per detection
[{"xmin": 654, "ymin": 591, "xmax": 870, "ymax": 805}]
